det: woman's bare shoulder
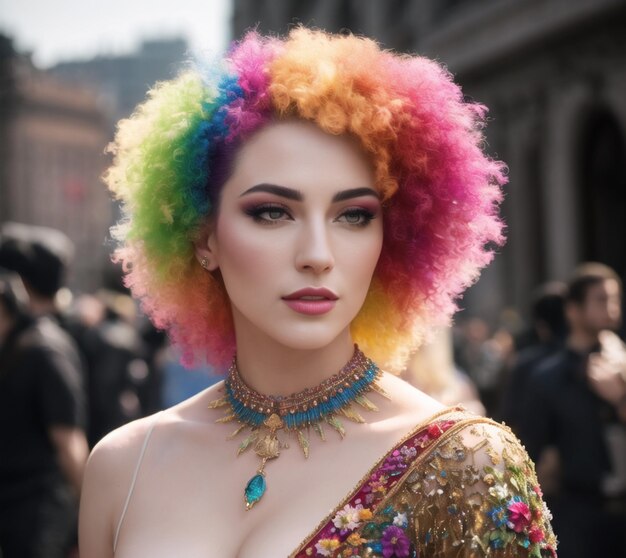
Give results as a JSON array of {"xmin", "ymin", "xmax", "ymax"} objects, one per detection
[
  {"xmin": 79, "ymin": 413, "xmax": 166, "ymax": 557},
  {"xmin": 377, "ymin": 371, "xmax": 448, "ymax": 420},
  {"xmin": 88, "ymin": 414, "xmax": 162, "ymax": 469},
  {"xmin": 86, "ymin": 383, "xmax": 219, "ymax": 489},
  {"xmin": 79, "ymin": 382, "xmax": 226, "ymax": 555},
  {"xmin": 89, "ymin": 379, "xmax": 226, "ymax": 467},
  {"xmin": 81, "ymin": 411, "xmax": 169, "ymax": 530}
]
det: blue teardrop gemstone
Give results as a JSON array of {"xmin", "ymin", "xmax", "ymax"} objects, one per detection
[{"xmin": 245, "ymin": 473, "xmax": 266, "ymax": 509}]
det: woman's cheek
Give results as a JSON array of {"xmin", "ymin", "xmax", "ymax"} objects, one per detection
[{"xmin": 217, "ymin": 223, "xmax": 283, "ymax": 280}]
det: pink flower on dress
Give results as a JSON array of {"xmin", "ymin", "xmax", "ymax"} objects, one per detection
[
  {"xmin": 529, "ymin": 525, "xmax": 545, "ymax": 543},
  {"xmin": 381, "ymin": 525, "xmax": 410, "ymax": 558},
  {"xmin": 507, "ymin": 499, "xmax": 531, "ymax": 533},
  {"xmin": 427, "ymin": 423, "xmax": 443, "ymax": 438}
]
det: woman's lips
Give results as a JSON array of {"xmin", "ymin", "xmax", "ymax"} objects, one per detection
[
  {"xmin": 282, "ymin": 298, "xmax": 337, "ymax": 315},
  {"xmin": 282, "ymin": 288, "xmax": 338, "ymax": 315}
]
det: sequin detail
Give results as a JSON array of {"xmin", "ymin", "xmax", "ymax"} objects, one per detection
[{"xmin": 292, "ymin": 412, "xmax": 557, "ymax": 558}]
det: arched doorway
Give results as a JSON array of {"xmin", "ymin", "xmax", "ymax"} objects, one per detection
[{"xmin": 578, "ymin": 107, "xmax": 626, "ymax": 280}]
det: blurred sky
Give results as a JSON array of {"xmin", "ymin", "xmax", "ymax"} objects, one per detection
[{"xmin": 0, "ymin": 0, "xmax": 232, "ymax": 68}]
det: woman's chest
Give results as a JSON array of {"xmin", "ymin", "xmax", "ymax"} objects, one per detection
[
  {"xmin": 115, "ymin": 472, "xmax": 354, "ymax": 557},
  {"xmin": 116, "ymin": 425, "xmax": 424, "ymax": 558},
  {"xmin": 113, "ymin": 425, "xmax": 405, "ymax": 557}
]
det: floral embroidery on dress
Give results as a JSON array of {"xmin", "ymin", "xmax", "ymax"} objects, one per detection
[
  {"xmin": 296, "ymin": 418, "xmax": 457, "ymax": 557},
  {"xmin": 411, "ymin": 420, "xmax": 557, "ymax": 558},
  {"xmin": 294, "ymin": 411, "xmax": 557, "ymax": 558},
  {"xmin": 480, "ymin": 466, "xmax": 555, "ymax": 556}
]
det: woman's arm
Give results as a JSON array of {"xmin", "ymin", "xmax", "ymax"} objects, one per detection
[
  {"xmin": 79, "ymin": 439, "xmax": 119, "ymax": 558},
  {"xmin": 412, "ymin": 420, "xmax": 558, "ymax": 557}
]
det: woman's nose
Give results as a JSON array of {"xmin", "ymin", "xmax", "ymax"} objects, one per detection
[{"xmin": 294, "ymin": 220, "xmax": 335, "ymax": 274}]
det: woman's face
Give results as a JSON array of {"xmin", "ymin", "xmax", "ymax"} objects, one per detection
[{"xmin": 200, "ymin": 120, "xmax": 383, "ymax": 351}]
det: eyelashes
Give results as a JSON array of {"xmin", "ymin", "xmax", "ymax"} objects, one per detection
[
  {"xmin": 244, "ymin": 203, "xmax": 289, "ymax": 224},
  {"xmin": 339, "ymin": 208, "xmax": 377, "ymax": 227},
  {"xmin": 244, "ymin": 203, "xmax": 290, "ymax": 225},
  {"xmin": 243, "ymin": 203, "xmax": 377, "ymax": 227}
]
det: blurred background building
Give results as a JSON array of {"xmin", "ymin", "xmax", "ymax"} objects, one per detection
[
  {"xmin": 0, "ymin": 35, "xmax": 110, "ymax": 291},
  {"xmin": 0, "ymin": 34, "xmax": 188, "ymax": 291},
  {"xmin": 50, "ymin": 38, "xmax": 188, "ymax": 127},
  {"xmin": 233, "ymin": 0, "xmax": 626, "ymax": 328}
]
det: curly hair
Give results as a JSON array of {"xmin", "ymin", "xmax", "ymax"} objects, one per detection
[{"xmin": 105, "ymin": 28, "xmax": 506, "ymax": 372}]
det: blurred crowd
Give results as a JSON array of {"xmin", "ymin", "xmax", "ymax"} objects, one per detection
[
  {"xmin": 0, "ymin": 222, "xmax": 218, "ymax": 558},
  {"xmin": 1, "ymin": 221, "xmax": 625, "ymax": 558},
  {"xmin": 448, "ymin": 264, "xmax": 626, "ymax": 557}
]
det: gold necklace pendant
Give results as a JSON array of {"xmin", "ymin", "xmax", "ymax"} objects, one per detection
[
  {"xmin": 243, "ymin": 413, "xmax": 284, "ymax": 509},
  {"xmin": 207, "ymin": 346, "xmax": 389, "ymax": 509},
  {"xmin": 254, "ymin": 413, "xmax": 283, "ymax": 460}
]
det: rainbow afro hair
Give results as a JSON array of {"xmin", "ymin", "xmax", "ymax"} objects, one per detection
[{"xmin": 105, "ymin": 28, "xmax": 506, "ymax": 372}]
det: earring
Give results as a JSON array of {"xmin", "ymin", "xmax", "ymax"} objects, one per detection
[{"xmin": 200, "ymin": 257, "xmax": 208, "ymax": 270}]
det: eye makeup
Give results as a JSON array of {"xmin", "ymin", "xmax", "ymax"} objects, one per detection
[
  {"xmin": 335, "ymin": 207, "xmax": 377, "ymax": 227},
  {"xmin": 239, "ymin": 184, "xmax": 381, "ymax": 228},
  {"xmin": 243, "ymin": 201, "xmax": 378, "ymax": 228},
  {"xmin": 244, "ymin": 203, "xmax": 293, "ymax": 225}
]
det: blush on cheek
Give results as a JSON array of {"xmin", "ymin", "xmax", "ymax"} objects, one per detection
[{"xmin": 216, "ymin": 218, "xmax": 276, "ymax": 275}]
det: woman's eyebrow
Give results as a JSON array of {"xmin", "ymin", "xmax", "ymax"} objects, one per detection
[
  {"xmin": 331, "ymin": 188, "xmax": 380, "ymax": 202},
  {"xmin": 240, "ymin": 184, "xmax": 303, "ymax": 200},
  {"xmin": 240, "ymin": 184, "xmax": 379, "ymax": 202}
]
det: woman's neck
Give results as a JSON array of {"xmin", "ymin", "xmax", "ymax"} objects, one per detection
[{"xmin": 232, "ymin": 328, "xmax": 356, "ymax": 397}]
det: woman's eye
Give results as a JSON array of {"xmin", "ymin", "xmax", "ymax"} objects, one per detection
[
  {"xmin": 265, "ymin": 208, "xmax": 285, "ymax": 220},
  {"xmin": 245, "ymin": 204, "xmax": 291, "ymax": 224},
  {"xmin": 338, "ymin": 209, "xmax": 375, "ymax": 227}
]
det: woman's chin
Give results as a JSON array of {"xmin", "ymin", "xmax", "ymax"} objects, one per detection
[{"xmin": 252, "ymin": 324, "xmax": 354, "ymax": 353}]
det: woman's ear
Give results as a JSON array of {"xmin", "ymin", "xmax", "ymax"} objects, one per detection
[{"xmin": 194, "ymin": 220, "xmax": 219, "ymax": 271}]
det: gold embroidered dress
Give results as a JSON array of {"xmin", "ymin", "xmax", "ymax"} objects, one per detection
[{"xmin": 290, "ymin": 408, "xmax": 557, "ymax": 558}]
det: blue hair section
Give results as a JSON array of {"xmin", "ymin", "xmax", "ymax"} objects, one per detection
[{"xmin": 181, "ymin": 72, "xmax": 245, "ymax": 219}]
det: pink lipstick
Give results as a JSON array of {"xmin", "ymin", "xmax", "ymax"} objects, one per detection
[{"xmin": 282, "ymin": 288, "xmax": 338, "ymax": 316}]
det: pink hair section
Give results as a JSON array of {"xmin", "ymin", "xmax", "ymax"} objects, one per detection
[
  {"xmin": 375, "ymin": 54, "xmax": 505, "ymax": 335},
  {"xmin": 222, "ymin": 33, "xmax": 282, "ymax": 142},
  {"xmin": 117, "ymin": 243, "xmax": 235, "ymax": 369}
]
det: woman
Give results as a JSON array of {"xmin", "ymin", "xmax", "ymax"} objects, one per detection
[{"xmin": 80, "ymin": 29, "xmax": 557, "ymax": 557}]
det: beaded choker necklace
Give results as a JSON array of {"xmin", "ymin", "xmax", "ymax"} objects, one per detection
[{"xmin": 208, "ymin": 345, "xmax": 387, "ymax": 510}]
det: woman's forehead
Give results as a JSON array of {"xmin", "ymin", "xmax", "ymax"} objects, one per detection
[{"xmin": 224, "ymin": 120, "xmax": 376, "ymax": 196}]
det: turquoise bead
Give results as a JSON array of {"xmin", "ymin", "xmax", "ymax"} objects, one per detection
[{"xmin": 245, "ymin": 473, "xmax": 266, "ymax": 509}]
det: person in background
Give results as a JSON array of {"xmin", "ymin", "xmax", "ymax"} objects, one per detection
[
  {"xmin": 0, "ymin": 223, "xmax": 75, "ymax": 324},
  {"xmin": 0, "ymin": 224, "xmax": 89, "ymax": 558},
  {"xmin": 0, "ymin": 271, "xmax": 88, "ymax": 558},
  {"xmin": 500, "ymin": 281, "xmax": 567, "ymax": 435},
  {"xmin": 404, "ymin": 328, "xmax": 485, "ymax": 416},
  {"xmin": 453, "ymin": 316, "xmax": 512, "ymax": 416},
  {"xmin": 521, "ymin": 262, "xmax": 626, "ymax": 558},
  {"xmin": 77, "ymin": 291, "xmax": 151, "ymax": 447}
]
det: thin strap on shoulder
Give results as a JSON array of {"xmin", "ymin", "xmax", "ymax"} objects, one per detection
[{"xmin": 113, "ymin": 411, "xmax": 164, "ymax": 554}]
